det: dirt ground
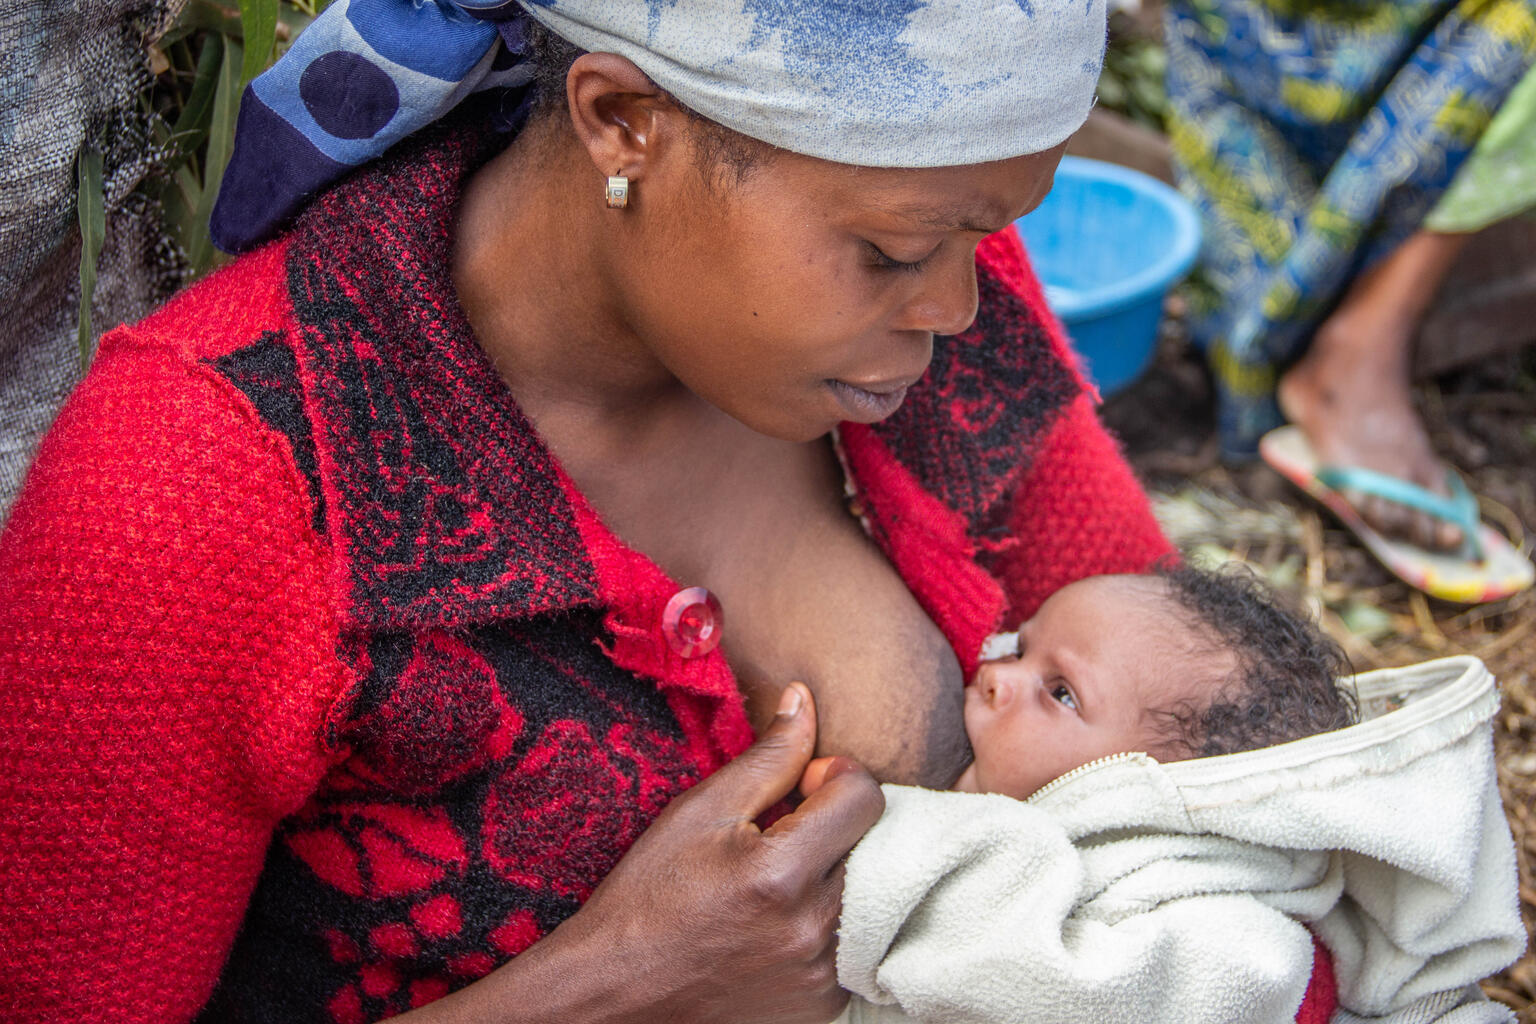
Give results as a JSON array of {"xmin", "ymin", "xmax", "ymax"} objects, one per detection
[{"xmin": 1100, "ymin": 329, "xmax": 1536, "ymax": 1020}]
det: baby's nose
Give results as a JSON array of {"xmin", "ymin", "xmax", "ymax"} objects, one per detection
[{"xmin": 973, "ymin": 665, "xmax": 1001, "ymax": 704}]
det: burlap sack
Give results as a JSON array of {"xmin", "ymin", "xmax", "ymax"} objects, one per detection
[{"xmin": 0, "ymin": 0, "xmax": 181, "ymax": 514}]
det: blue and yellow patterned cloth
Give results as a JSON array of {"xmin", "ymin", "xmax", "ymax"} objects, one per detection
[{"xmin": 1165, "ymin": 0, "xmax": 1536, "ymax": 458}]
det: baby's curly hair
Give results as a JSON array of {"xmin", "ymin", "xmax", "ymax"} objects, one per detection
[{"xmin": 1150, "ymin": 564, "xmax": 1356, "ymax": 759}]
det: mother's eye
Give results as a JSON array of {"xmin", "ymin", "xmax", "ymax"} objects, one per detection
[{"xmin": 864, "ymin": 240, "xmax": 935, "ymax": 273}]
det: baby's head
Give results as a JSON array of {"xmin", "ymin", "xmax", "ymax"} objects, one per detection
[{"xmin": 955, "ymin": 566, "xmax": 1354, "ymax": 799}]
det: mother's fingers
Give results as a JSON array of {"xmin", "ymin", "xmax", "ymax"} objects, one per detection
[
  {"xmin": 680, "ymin": 682, "xmax": 819, "ymax": 828},
  {"xmin": 766, "ymin": 755, "xmax": 884, "ymax": 883}
]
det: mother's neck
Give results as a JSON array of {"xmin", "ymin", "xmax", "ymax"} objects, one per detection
[{"xmin": 451, "ymin": 124, "xmax": 683, "ymax": 423}]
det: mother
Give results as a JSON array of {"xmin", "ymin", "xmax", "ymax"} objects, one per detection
[{"xmin": 0, "ymin": 4, "xmax": 1172, "ymax": 1022}]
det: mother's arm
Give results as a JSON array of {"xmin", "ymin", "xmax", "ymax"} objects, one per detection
[
  {"xmin": 0, "ymin": 338, "xmax": 882, "ymax": 1024},
  {"xmin": 0, "ymin": 338, "xmax": 350, "ymax": 1022}
]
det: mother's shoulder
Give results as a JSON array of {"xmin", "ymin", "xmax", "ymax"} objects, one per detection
[
  {"xmin": 34, "ymin": 235, "xmax": 329, "ymax": 547},
  {"xmin": 130, "ymin": 238, "xmax": 295, "ymax": 364}
]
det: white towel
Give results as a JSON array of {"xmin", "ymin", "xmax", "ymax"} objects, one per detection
[{"xmin": 831, "ymin": 657, "xmax": 1523, "ymax": 1024}]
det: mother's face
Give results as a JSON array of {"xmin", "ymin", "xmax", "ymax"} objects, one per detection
[{"xmin": 614, "ymin": 132, "xmax": 1065, "ymax": 442}]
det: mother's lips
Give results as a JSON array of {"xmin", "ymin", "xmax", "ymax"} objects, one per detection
[
  {"xmin": 838, "ymin": 374, "xmax": 920, "ymax": 394},
  {"xmin": 827, "ymin": 379, "xmax": 910, "ymax": 422}
]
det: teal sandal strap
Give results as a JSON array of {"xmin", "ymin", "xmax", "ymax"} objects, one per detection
[{"xmin": 1313, "ymin": 464, "xmax": 1485, "ymax": 561}]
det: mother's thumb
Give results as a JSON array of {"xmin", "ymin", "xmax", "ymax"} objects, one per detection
[{"xmin": 695, "ymin": 683, "xmax": 817, "ymax": 821}]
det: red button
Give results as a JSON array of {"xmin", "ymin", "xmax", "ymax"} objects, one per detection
[{"xmin": 662, "ymin": 586, "xmax": 723, "ymax": 658}]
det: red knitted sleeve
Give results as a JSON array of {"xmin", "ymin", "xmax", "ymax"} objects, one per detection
[
  {"xmin": 967, "ymin": 227, "xmax": 1174, "ymax": 626},
  {"xmin": 991, "ymin": 391, "xmax": 1175, "ymax": 626},
  {"xmin": 0, "ymin": 333, "xmax": 351, "ymax": 1023}
]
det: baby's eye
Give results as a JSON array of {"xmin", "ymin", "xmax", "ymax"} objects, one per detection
[{"xmin": 1050, "ymin": 684, "xmax": 1079, "ymax": 711}]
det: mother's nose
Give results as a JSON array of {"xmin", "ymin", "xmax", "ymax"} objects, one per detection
[{"xmin": 898, "ymin": 254, "xmax": 980, "ymax": 337}]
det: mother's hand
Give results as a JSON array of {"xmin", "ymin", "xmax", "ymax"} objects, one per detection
[{"xmin": 423, "ymin": 683, "xmax": 885, "ymax": 1024}]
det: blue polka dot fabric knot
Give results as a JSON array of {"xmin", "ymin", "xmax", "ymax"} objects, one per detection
[{"xmin": 210, "ymin": 0, "xmax": 534, "ymax": 254}]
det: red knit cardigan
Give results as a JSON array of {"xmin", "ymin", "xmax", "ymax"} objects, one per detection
[{"xmin": 0, "ymin": 108, "xmax": 1323, "ymax": 1023}]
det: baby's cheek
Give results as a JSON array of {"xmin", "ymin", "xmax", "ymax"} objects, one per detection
[{"xmin": 959, "ymin": 689, "xmax": 989, "ymax": 750}]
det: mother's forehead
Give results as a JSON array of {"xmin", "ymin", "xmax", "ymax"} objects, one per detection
[{"xmin": 778, "ymin": 150, "xmax": 1064, "ymax": 231}]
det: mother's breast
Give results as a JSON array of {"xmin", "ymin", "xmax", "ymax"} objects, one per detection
[{"xmin": 717, "ymin": 499, "xmax": 972, "ymax": 789}]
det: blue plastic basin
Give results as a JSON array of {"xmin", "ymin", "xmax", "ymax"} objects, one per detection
[{"xmin": 1014, "ymin": 156, "xmax": 1201, "ymax": 395}]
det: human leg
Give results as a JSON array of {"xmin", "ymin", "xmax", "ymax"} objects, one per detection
[
  {"xmin": 1277, "ymin": 229, "xmax": 1471, "ymax": 551},
  {"xmin": 1164, "ymin": 0, "xmax": 1535, "ymax": 459}
]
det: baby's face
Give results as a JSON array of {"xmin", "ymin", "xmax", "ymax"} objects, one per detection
[{"xmin": 954, "ymin": 575, "xmax": 1231, "ymax": 799}]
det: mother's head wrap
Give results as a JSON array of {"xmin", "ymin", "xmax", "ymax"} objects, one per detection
[{"xmin": 211, "ymin": 0, "xmax": 1106, "ymax": 254}]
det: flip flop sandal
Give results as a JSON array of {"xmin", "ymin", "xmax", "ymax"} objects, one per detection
[{"xmin": 1259, "ymin": 425, "xmax": 1534, "ymax": 604}]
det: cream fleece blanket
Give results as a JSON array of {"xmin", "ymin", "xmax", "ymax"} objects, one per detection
[{"xmin": 831, "ymin": 656, "xmax": 1525, "ymax": 1024}]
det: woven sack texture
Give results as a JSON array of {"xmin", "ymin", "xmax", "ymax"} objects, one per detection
[{"xmin": 0, "ymin": 0, "xmax": 181, "ymax": 515}]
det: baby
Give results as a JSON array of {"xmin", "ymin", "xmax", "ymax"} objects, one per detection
[
  {"xmin": 956, "ymin": 564, "xmax": 1355, "ymax": 799},
  {"xmin": 811, "ymin": 567, "xmax": 1522, "ymax": 1024},
  {"xmin": 804, "ymin": 564, "xmax": 1355, "ymax": 803}
]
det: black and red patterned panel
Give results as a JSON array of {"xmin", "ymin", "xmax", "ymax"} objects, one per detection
[
  {"xmin": 206, "ymin": 332, "xmax": 328, "ymax": 535},
  {"xmin": 283, "ymin": 99, "xmax": 600, "ymax": 633},
  {"xmin": 199, "ymin": 613, "xmax": 700, "ymax": 1024},
  {"xmin": 872, "ymin": 255, "xmax": 1081, "ymax": 543}
]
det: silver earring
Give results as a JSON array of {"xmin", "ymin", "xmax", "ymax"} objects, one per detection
[{"xmin": 605, "ymin": 175, "xmax": 630, "ymax": 209}]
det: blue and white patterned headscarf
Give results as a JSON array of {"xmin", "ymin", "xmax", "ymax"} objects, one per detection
[{"xmin": 211, "ymin": 0, "xmax": 1106, "ymax": 254}]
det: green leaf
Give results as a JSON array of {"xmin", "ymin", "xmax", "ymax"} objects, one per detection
[
  {"xmin": 185, "ymin": 35, "xmax": 242, "ymax": 277},
  {"xmin": 164, "ymin": 0, "xmax": 244, "ymax": 46},
  {"xmin": 239, "ymin": 0, "xmax": 279, "ymax": 86},
  {"xmin": 75, "ymin": 149, "xmax": 106, "ymax": 368},
  {"xmin": 171, "ymin": 33, "xmax": 224, "ymax": 162},
  {"xmin": 158, "ymin": 162, "xmax": 204, "ymax": 258},
  {"xmin": 207, "ymin": 35, "xmax": 242, "ymax": 180},
  {"xmin": 1334, "ymin": 599, "xmax": 1396, "ymax": 642}
]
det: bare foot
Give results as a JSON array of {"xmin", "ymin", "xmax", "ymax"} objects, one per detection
[{"xmin": 1277, "ymin": 322, "xmax": 1464, "ymax": 552}]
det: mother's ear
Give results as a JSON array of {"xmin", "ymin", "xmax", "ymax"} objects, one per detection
[{"xmin": 564, "ymin": 52, "xmax": 686, "ymax": 196}]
